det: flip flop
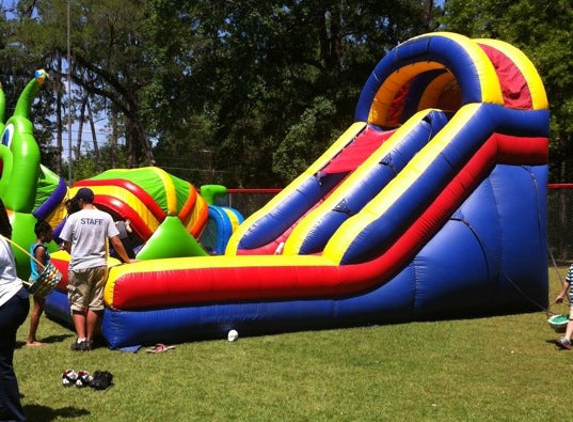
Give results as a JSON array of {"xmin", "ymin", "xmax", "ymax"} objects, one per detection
[{"xmin": 146, "ymin": 343, "xmax": 176, "ymax": 354}]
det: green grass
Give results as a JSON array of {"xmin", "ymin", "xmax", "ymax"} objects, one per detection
[{"xmin": 15, "ymin": 268, "xmax": 570, "ymax": 422}]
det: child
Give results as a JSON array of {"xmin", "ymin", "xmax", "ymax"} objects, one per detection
[
  {"xmin": 54, "ymin": 197, "xmax": 80, "ymax": 247},
  {"xmin": 26, "ymin": 220, "xmax": 53, "ymax": 347},
  {"xmin": 555, "ymin": 264, "xmax": 573, "ymax": 349},
  {"xmin": 113, "ymin": 219, "xmax": 136, "ymax": 259}
]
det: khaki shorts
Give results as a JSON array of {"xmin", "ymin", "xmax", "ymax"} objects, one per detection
[{"xmin": 67, "ymin": 266, "xmax": 109, "ymax": 312}]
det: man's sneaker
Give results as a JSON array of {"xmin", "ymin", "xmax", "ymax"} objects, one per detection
[
  {"xmin": 75, "ymin": 370, "xmax": 93, "ymax": 388},
  {"xmin": 70, "ymin": 340, "xmax": 83, "ymax": 351},
  {"xmin": 80, "ymin": 340, "xmax": 93, "ymax": 351},
  {"xmin": 70, "ymin": 340, "xmax": 93, "ymax": 352},
  {"xmin": 62, "ymin": 369, "xmax": 78, "ymax": 387},
  {"xmin": 556, "ymin": 337, "xmax": 572, "ymax": 350}
]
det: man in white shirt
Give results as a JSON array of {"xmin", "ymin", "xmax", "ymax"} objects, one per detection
[{"xmin": 60, "ymin": 187, "xmax": 134, "ymax": 351}]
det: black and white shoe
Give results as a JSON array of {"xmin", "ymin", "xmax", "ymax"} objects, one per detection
[
  {"xmin": 62, "ymin": 369, "xmax": 78, "ymax": 387},
  {"xmin": 76, "ymin": 370, "xmax": 94, "ymax": 388}
]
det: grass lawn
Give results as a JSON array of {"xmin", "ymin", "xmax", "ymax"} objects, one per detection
[{"xmin": 14, "ymin": 267, "xmax": 570, "ymax": 422}]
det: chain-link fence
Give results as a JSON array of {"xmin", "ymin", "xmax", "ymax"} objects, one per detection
[
  {"xmin": 221, "ymin": 189, "xmax": 281, "ymax": 218},
  {"xmin": 548, "ymin": 184, "xmax": 573, "ymax": 265}
]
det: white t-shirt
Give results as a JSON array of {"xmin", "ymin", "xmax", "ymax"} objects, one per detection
[
  {"xmin": 0, "ymin": 237, "xmax": 24, "ymax": 307},
  {"xmin": 60, "ymin": 208, "xmax": 120, "ymax": 271}
]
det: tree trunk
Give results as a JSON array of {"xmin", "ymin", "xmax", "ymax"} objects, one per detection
[
  {"xmin": 110, "ymin": 111, "xmax": 118, "ymax": 169},
  {"xmin": 423, "ymin": 0, "xmax": 434, "ymax": 26},
  {"xmin": 77, "ymin": 93, "xmax": 88, "ymax": 159},
  {"xmin": 87, "ymin": 98, "xmax": 100, "ymax": 169},
  {"xmin": 125, "ymin": 109, "xmax": 155, "ymax": 168}
]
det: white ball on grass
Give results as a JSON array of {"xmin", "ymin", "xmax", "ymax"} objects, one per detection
[{"xmin": 227, "ymin": 329, "xmax": 239, "ymax": 342}]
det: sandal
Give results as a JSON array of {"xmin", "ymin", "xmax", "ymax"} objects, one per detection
[{"xmin": 146, "ymin": 343, "xmax": 176, "ymax": 354}]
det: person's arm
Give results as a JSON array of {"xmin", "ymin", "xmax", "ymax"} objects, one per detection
[
  {"xmin": 59, "ymin": 216, "xmax": 73, "ymax": 253},
  {"xmin": 558, "ymin": 265, "xmax": 573, "ymax": 303},
  {"xmin": 62, "ymin": 241, "xmax": 72, "ymax": 254},
  {"xmin": 556, "ymin": 280, "xmax": 570, "ymax": 303},
  {"xmin": 110, "ymin": 236, "xmax": 135, "ymax": 264}
]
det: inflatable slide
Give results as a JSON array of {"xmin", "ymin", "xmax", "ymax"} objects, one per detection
[{"xmin": 42, "ymin": 32, "xmax": 549, "ymax": 349}]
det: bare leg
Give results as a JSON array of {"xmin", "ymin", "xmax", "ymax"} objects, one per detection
[
  {"xmin": 564, "ymin": 319, "xmax": 573, "ymax": 341},
  {"xmin": 556, "ymin": 315, "xmax": 573, "ymax": 349},
  {"xmin": 71, "ymin": 310, "xmax": 87, "ymax": 340},
  {"xmin": 86, "ymin": 309, "xmax": 103, "ymax": 342},
  {"xmin": 26, "ymin": 297, "xmax": 46, "ymax": 346}
]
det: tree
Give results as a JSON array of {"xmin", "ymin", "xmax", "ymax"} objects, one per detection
[
  {"xmin": 0, "ymin": 1, "xmax": 60, "ymax": 172},
  {"xmin": 9, "ymin": 0, "xmax": 157, "ymax": 169},
  {"xmin": 3, "ymin": 0, "xmax": 440, "ymax": 187},
  {"xmin": 72, "ymin": 144, "xmax": 129, "ymax": 182},
  {"xmin": 147, "ymin": 0, "xmax": 438, "ymax": 187},
  {"xmin": 439, "ymin": 0, "xmax": 573, "ymax": 182}
]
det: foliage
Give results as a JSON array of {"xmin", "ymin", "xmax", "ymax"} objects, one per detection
[
  {"xmin": 272, "ymin": 96, "xmax": 340, "ymax": 181},
  {"xmin": 2, "ymin": 1, "xmax": 443, "ymax": 186},
  {"xmin": 69, "ymin": 145, "xmax": 130, "ymax": 182},
  {"xmin": 439, "ymin": 0, "xmax": 573, "ymax": 182},
  {"xmin": 152, "ymin": 115, "xmax": 222, "ymax": 187},
  {"xmin": 4, "ymin": 0, "xmax": 158, "ymax": 169},
  {"xmin": 0, "ymin": 2, "xmax": 60, "ymax": 171},
  {"xmin": 5, "ymin": 1, "xmax": 568, "ymax": 185},
  {"xmin": 141, "ymin": 0, "xmax": 436, "ymax": 187}
]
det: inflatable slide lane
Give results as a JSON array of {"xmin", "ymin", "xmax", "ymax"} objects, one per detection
[{"xmin": 48, "ymin": 32, "xmax": 549, "ymax": 349}]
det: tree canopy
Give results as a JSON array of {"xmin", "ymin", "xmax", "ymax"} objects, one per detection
[
  {"xmin": 0, "ymin": 0, "xmax": 570, "ymax": 185},
  {"xmin": 439, "ymin": 0, "xmax": 573, "ymax": 182}
]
